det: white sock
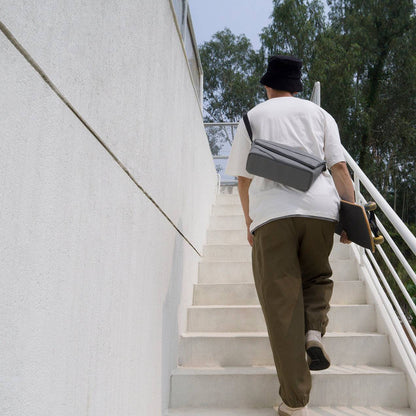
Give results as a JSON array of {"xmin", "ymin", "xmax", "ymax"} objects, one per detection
[
  {"xmin": 280, "ymin": 402, "xmax": 308, "ymax": 415},
  {"xmin": 306, "ymin": 330, "xmax": 322, "ymax": 343}
]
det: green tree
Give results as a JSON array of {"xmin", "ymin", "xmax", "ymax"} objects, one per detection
[
  {"xmin": 199, "ymin": 28, "xmax": 265, "ymax": 123},
  {"xmin": 199, "ymin": 2, "xmax": 416, "ymax": 223},
  {"xmin": 324, "ymin": 0, "xmax": 416, "ymax": 224},
  {"xmin": 326, "ymin": 0, "xmax": 416, "ymax": 172},
  {"xmin": 260, "ymin": 0, "xmax": 416, "ymax": 223},
  {"xmin": 260, "ymin": 0, "xmax": 326, "ymax": 96}
]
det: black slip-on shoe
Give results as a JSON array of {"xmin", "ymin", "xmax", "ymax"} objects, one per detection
[{"xmin": 306, "ymin": 340, "xmax": 330, "ymax": 371}]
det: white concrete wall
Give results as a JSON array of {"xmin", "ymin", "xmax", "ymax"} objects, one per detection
[{"xmin": 0, "ymin": 1, "xmax": 217, "ymax": 415}]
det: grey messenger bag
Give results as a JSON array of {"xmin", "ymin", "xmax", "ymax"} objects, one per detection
[{"xmin": 243, "ymin": 113, "xmax": 327, "ymax": 192}]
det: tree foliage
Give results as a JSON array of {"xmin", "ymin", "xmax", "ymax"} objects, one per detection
[
  {"xmin": 199, "ymin": 28, "xmax": 265, "ymax": 123},
  {"xmin": 321, "ymin": 0, "xmax": 416, "ymax": 225},
  {"xmin": 260, "ymin": 0, "xmax": 326, "ymax": 95},
  {"xmin": 199, "ymin": 0, "xmax": 416, "ymax": 225}
]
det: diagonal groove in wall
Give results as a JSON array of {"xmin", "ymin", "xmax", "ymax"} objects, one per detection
[{"xmin": 0, "ymin": 20, "xmax": 201, "ymax": 257}]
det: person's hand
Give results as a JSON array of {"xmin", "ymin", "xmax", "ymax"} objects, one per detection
[
  {"xmin": 247, "ymin": 227, "xmax": 254, "ymax": 247},
  {"xmin": 340, "ymin": 230, "xmax": 351, "ymax": 245},
  {"xmin": 246, "ymin": 219, "xmax": 253, "ymax": 247}
]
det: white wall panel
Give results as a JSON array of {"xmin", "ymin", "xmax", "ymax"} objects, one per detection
[
  {"xmin": 0, "ymin": 1, "xmax": 216, "ymax": 414},
  {"xmin": 0, "ymin": 0, "xmax": 215, "ymax": 247}
]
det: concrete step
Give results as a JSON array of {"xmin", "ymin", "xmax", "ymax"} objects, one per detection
[
  {"xmin": 165, "ymin": 406, "xmax": 416, "ymax": 416},
  {"xmin": 202, "ymin": 243, "xmax": 351, "ymax": 261},
  {"xmin": 215, "ymin": 194, "xmax": 241, "ymax": 205},
  {"xmin": 170, "ymin": 365, "xmax": 408, "ymax": 408},
  {"xmin": 187, "ymin": 305, "xmax": 376, "ymax": 333},
  {"xmin": 206, "ymin": 229, "xmax": 248, "ymax": 244},
  {"xmin": 219, "ymin": 186, "xmax": 239, "ymax": 195},
  {"xmin": 178, "ymin": 331, "xmax": 390, "ymax": 367},
  {"xmin": 212, "ymin": 204, "xmax": 244, "ymax": 216},
  {"xmin": 202, "ymin": 243, "xmax": 251, "ymax": 260},
  {"xmin": 206, "ymin": 229, "xmax": 348, "ymax": 246},
  {"xmin": 208, "ymin": 217, "xmax": 352, "ymax": 241},
  {"xmin": 198, "ymin": 259, "xmax": 358, "ymax": 284},
  {"xmin": 209, "ymin": 215, "xmax": 247, "ymax": 230},
  {"xmin": 166, "ymin": 409, "xmax": 277, "ymax": 416},
  {"xmin": 193, "ymin": 280, "xmax": 366, "ymax": 305}
]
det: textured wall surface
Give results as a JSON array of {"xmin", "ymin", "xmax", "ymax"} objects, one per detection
[{"xmin": 0, "ymin": 1, "xmax": 217, "ymax": 415}]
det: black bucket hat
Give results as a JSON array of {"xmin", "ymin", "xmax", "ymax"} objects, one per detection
[{"xmin": 260, "ymin": 55, "xmax": 303, "ymax": 92}]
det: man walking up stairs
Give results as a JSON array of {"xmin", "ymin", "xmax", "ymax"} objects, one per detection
[{"xmin": 222, "ymin": 55, "xmax": 358, "ymax": 415}]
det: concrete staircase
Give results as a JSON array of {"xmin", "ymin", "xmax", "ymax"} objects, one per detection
[{"xmin": 166, "ymin": 186, "xmax": 416, "ymax": 416}]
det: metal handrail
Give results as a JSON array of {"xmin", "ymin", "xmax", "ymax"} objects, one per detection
[
  {"xmin": 345, "ymin": 155, "xmax": 416, "ymax": 356},
  {"xmin": 310, "ymin": 81, "xmax": 321, "ymax": 107},
  {"xmin": 357, "ymin": 245, "xmax": 416, "ymax": 383},
  {"xmin": 311, "ymin": 84, "xmax": 415, "ymax": 357},
  {"xmin": 367, "ymin": 250, "xmax": 416, "ymax": 349},
  {"xmin": 356, "ymin": 192, "xmax": 416, "ymax": 326},
  {"xmin": 369, "ymin": 209, "xmax": 416, "ymax": 285},
  {"xmin": 206, "ymin": 122, "xmax": 239, "ymax": 186},
  {"xmin": 344, "ymin": 149, "xmax": 416, "ymax": 256}
]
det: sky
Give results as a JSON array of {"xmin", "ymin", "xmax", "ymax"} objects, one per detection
[
  {"xmin": 187, "ymin": 0, "xmax": 275, "ymax": 179},
  {"xmin": 188, "ymin": 0, "xmax": 274, "ymax": 49},
  {"xmin": 187, "ymin": 0, "xmax": 327, "ymax": 179}
]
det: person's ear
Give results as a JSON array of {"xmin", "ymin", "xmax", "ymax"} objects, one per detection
[{"xmin": 265, "ymin": 86, "xmax": 271, "ymax": 99}]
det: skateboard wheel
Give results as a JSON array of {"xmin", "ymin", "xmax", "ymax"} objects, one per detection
[
  {"xmin": 365, "ymin": 201, "xmax": 377, "ymax": 211},
  {"xmin": 374, "ymin": 235, "xmax": 384, "ymax": 245}
]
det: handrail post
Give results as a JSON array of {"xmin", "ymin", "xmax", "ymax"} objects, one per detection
[
  {"xmin": 353, "ymin": 172, "xmax": 360, "ymax": 204},
  {"xmin": 343, "ymin": 146, "xmax": 416, "ymax": 256},
  {"xmin": 352, "ymin": 171, "xmax": 365, "ymax": 261}
]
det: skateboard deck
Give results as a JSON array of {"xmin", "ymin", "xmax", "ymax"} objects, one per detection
[{"xmin": 335, "ymin": 200, "xmax": 383, "ymax": 253}]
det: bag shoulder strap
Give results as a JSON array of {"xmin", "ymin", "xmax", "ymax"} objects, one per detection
[{"xmin": 243, "ymin": 113, "xmax": 253, "ymax": 142}]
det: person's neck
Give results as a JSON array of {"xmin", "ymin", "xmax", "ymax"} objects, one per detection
[{"xmin": 268, "ymin": 90, "xmax": 294, "ymax": 99}]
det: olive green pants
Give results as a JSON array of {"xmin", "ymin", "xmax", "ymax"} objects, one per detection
[{"xmin": 251, "ymin": 217, "xmax": 336, "ymax": 407}]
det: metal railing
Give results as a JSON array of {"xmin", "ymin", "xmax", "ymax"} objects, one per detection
[
  {"xmin": 204, "ymin": 122, "xmax": 238, "ymax": 187},
  {"xmin": 311, "ymin": 87, "xmax": 416, "ymax": 369},
  {"xmin": 312, "ymin": 83, "xmax": 416, "ymax": 372},
  {"xmin": 204, "ymin": 82, "xmax": 416, "ymax": 373},
  {"xmin": 344, "ymin": 149, "xmax": 416, "ymax": 374}
]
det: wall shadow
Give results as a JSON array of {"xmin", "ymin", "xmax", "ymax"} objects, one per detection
[{"xmin": 161, "ymin": 219, "xmax": 185, "ymax": 415}]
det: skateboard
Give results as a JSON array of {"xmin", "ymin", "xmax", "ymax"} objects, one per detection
[{"xmin": 335, "ymin": 200, "xmax": 384, "ymax": 253}]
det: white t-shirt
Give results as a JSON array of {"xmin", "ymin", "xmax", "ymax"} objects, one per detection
[{"xmin": 225, "ymin": 97, "xmax": 346, "ymax": 234}]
